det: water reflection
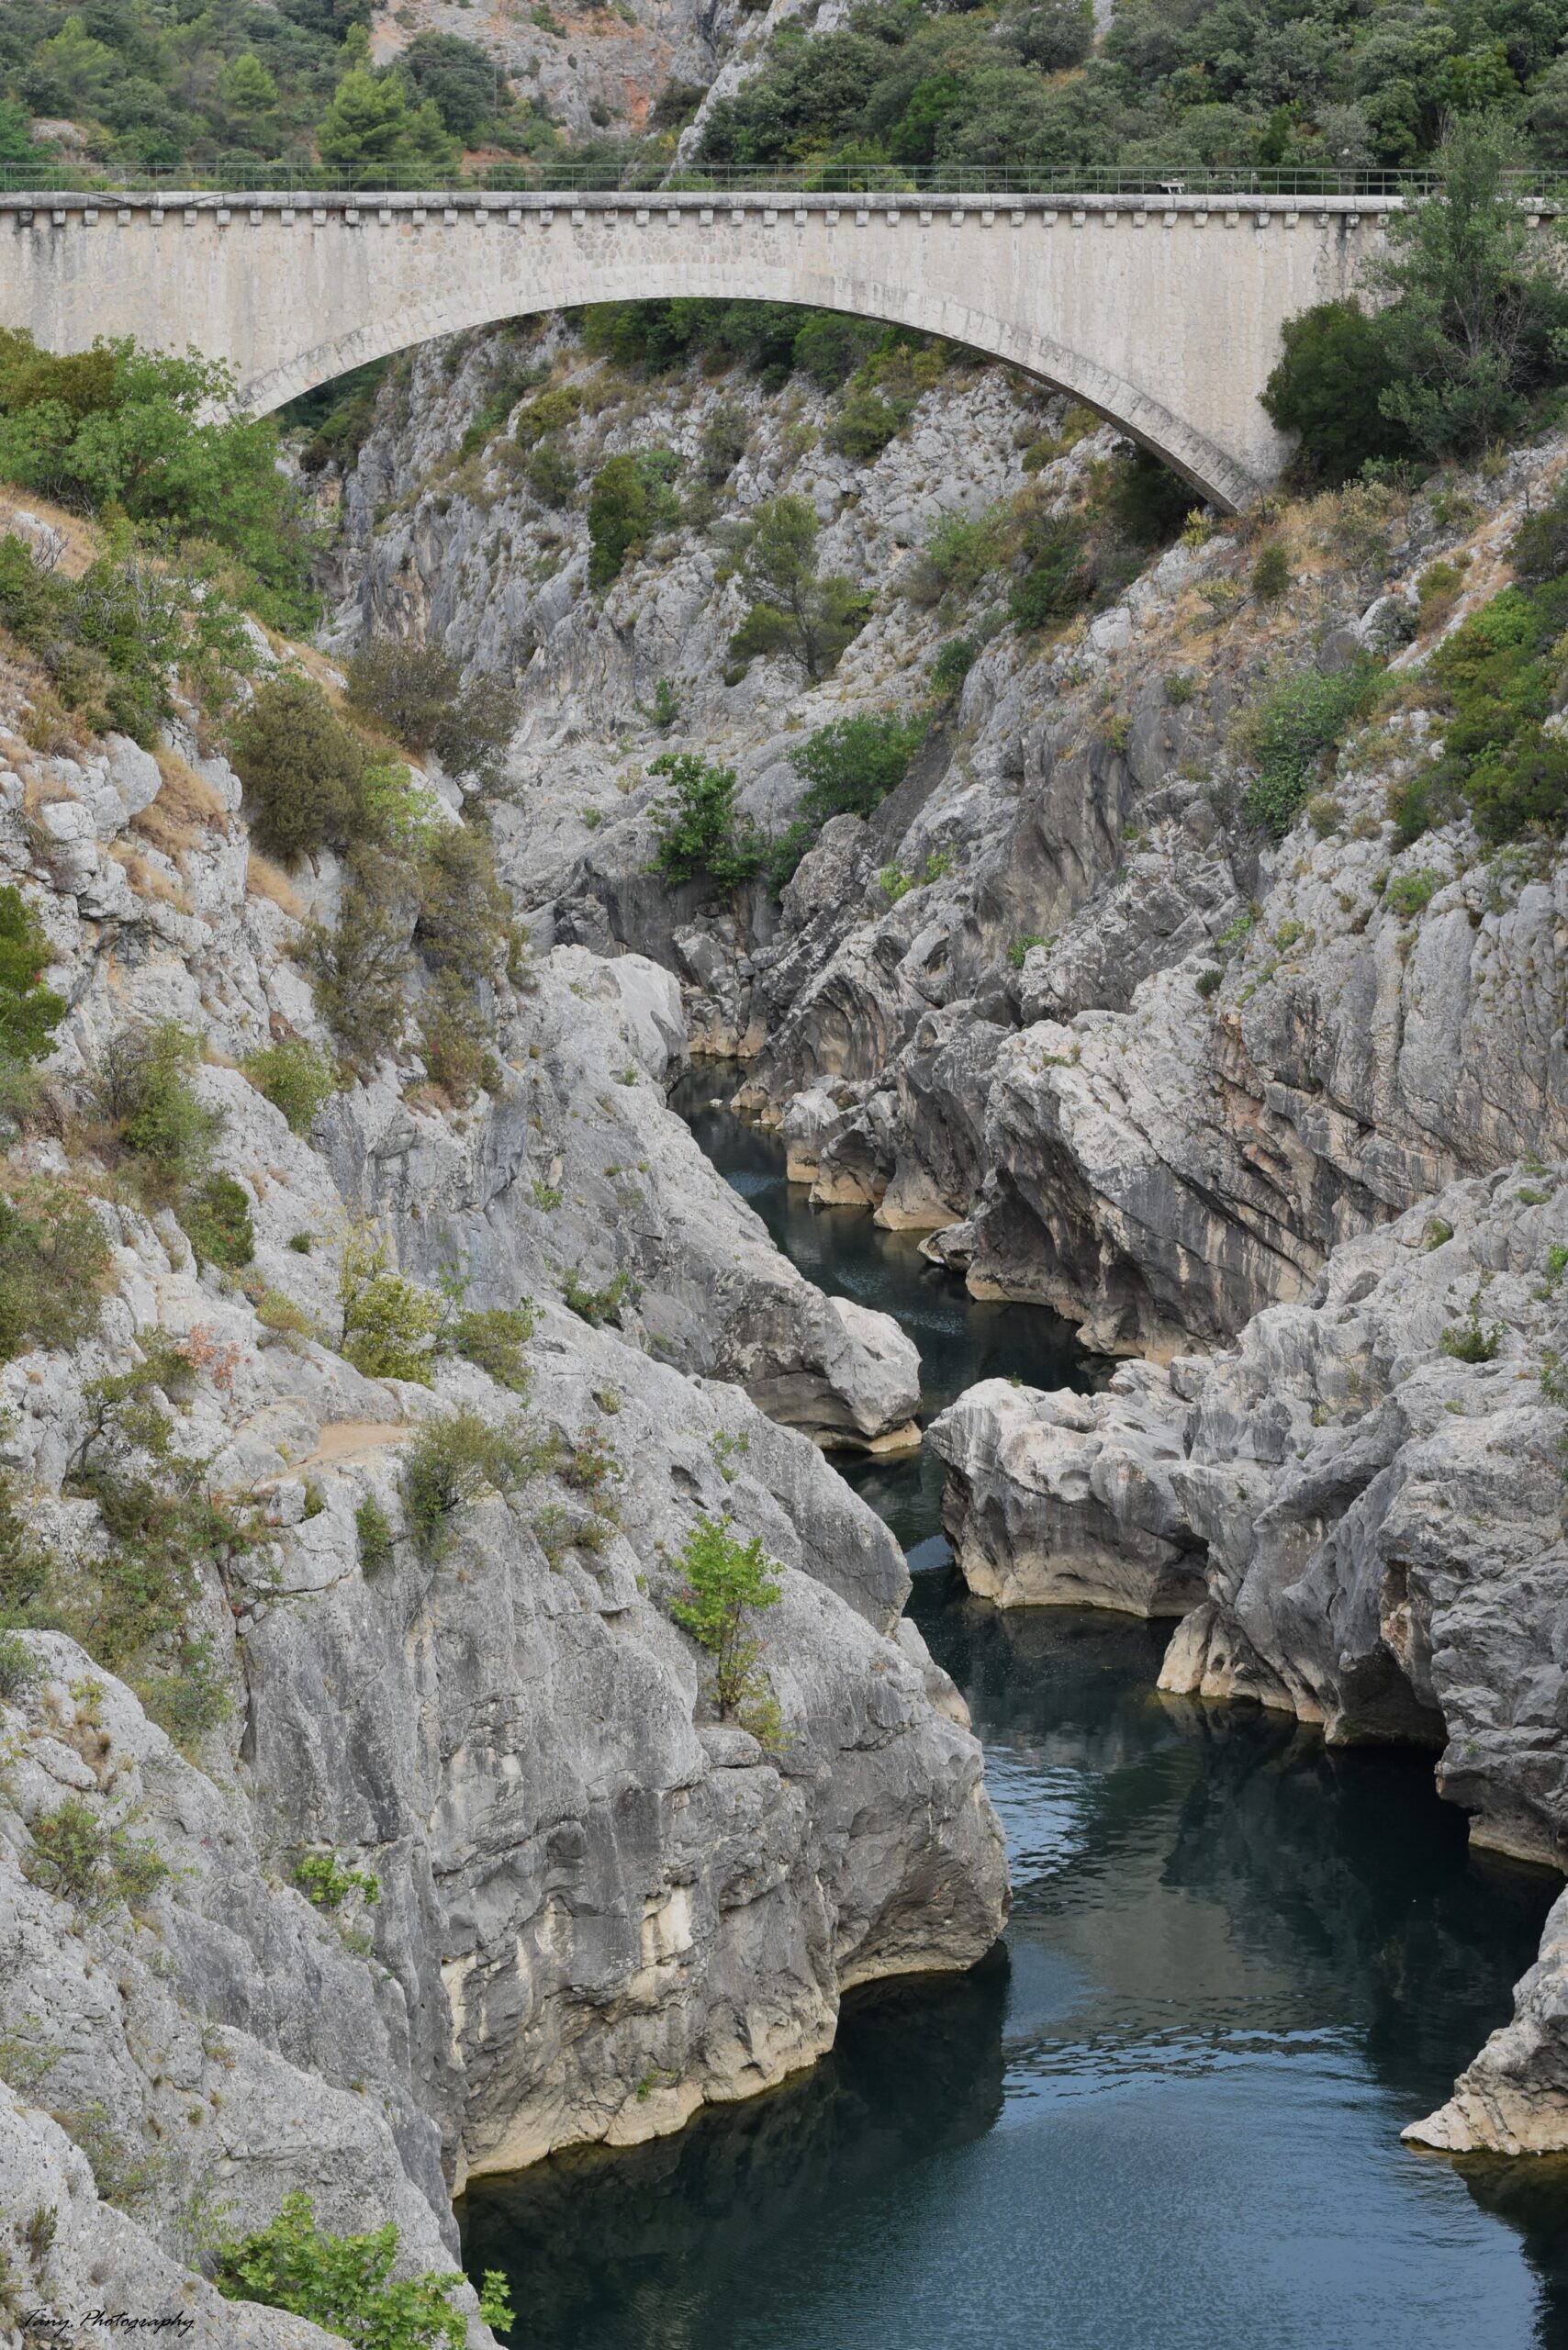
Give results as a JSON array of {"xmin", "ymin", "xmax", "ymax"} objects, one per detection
[
  {"xmin": 461, "ymin": 1959, "xmax": 1010, "ymax": 2350},
  {"xmin": 459, "ymin": 1071, "xmax": 1568, "ymax": 2350}
]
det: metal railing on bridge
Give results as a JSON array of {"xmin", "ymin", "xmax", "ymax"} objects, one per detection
[{"xmin": 5, "ymin": 160, "xmax": 1566, "ymax": 202}]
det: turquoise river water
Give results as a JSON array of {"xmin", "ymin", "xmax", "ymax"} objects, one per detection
[{"xmin": 459, "ymin": 1068, "xmax": 1568, "ymax": 2350}]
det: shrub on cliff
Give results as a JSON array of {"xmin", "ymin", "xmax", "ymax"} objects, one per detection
[
  {"xmin": 243, "ymin": 1040, "xmax": 338, "ymax": 1136},
  {"xmin": 0, "ymin": 1179, "xmax": 109, "ymax": 1365},
  {"xmin": 344, "ymin": 640, "xmax": 520, "ymax": 791},
  {"xmin": 339, "ymin": 1232, "xmax": 441, "ymax": 1384},
  {"xmin": 230, "ymin": 675, "xmax": 369, "ymax": 862},
  {"xmin": 179, "ymin": 1172, "xmax": 255, "ymax": 1272},
  {"xmin": 1104, "ymin": 447, "xmax": 1193, "ymax": 548},
  {"xmin": 0, "ymin": 532, "xmax": 256, "ymax": 749},
  {"xmin": 0, "ymin": 883, "xmax": 64, "ymax": 1130},
  {"xmin": 401, "ymin": 1407, "xmax": 542, "ymax": 1558},
  {"xmin": 728, "ymin": 495, "xmax": 871, "ymax": 682},
  {"xmin": 646, "ymin": 753, "xmax": 766, "ymax": 890},
  {"xmin": 587, "ymin": 450, "xmax": 683, "ymax": 590},
  {"xmin": 1008, "ymin": 513, "xmax": 1091, "ymax": 632},
  {"xmin": 452, "ymin": 1304, "xmax": 534, "ymax": 1393},
  {"xmin": 828, "ymin": 388, "xmax": 902, "ymax": 464},
  {"xmin": 1413, "ymin": 569, "xmax": 1568, "ymax": 843},
  {"xmin": 0, "ymin": 331, "xmax": 314, "ymax": 622},
  {"xmin": 1261, "ymin": 300, "xmax": 1411, "ymax": 488},
  {"xmin": 24, "ymin": 1796, "xmax": 168, "ymax": 1921},
  {"xmin": 301, "ymin": 854, "xmax": 415, "ymax": 1068},
  {"xmin": 767, "ymin": 710, "xmax": 929, "ymax": 890},
  {"xmin": 1238, "ymin": 663, "xmax": 1380, "ymax": 840},
  {"xmin": 85, "ymin": 1020, "xmax": 228, "ymax": 1225},
  {"xmin": 668, "ymin": 1512, "xmax": 783, "ymax": 1727},
  {"xmin": 790, "ymin": 711, "xmax": 928, "ymax": 822},
  {"xmin": 215, "ymin": 2191, "xmax": 513, "ymax": 2348},
  {"xmin": 0, "ymin": 886, "xmax": 63, "ymax": 1066}
]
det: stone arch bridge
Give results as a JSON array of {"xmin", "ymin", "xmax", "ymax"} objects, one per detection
[{"xmin": 0, "ymin": 187, "xmax": 1410, "ymax": 509}]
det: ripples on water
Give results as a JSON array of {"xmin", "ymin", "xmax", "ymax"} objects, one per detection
[{"xmin": 460, "ymin": 1066, "xmax": 1568, "ymax": 2350}]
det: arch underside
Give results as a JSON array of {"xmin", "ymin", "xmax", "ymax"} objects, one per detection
[{"xmin": 241, "ymin": 255, "xmax": 1264, "ymax": 511}]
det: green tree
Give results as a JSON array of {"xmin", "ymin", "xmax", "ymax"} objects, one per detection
[
  {"xmin": 1261, "ymin": 299, "xmax": 1413, "ymax": 487},
  {"xmin": 0, "ymin": 1179, "xmax": 110, "ymax": 1365},
  {"xmin": 317, "ymin": 68, "xmax": 459, "ymax": 186},
  {"xmin": 31, "ymin": 15, "xmax": 116, "ymax": 115},
  {"xmin": 230, "ymin": 675, "xmax": 367, "ymax": 860},
  {"xmin": 339, "ymin": 1231, "xmax": 441, "ymax": 1382},
  {"xmin": 218, "ymin": 51, "xmax": 281, "ymax": 143},
  {"xmin": 0, "ymin": 887, "xmax": 65, "ymax": 1070},
  {"xmin": 730, "ymin": 494, "xmax": 871, "ymax": 680},
  {"xmin": 645, "ymin": 753, "xmax": 766, "ymax": 889},
  {"xmin": 401, "ymin": 33, "xmax": 507, "ymax": 141},
  {"xmin": 215, "ymin": 2192, "xmax": 513, "ymax": 2349},
  {"xmin": 789, "ymin": 711, "xmax": 925, "ymax": 822},
  {"xmin": 667, "ymin": 1513, "xmax": 782, "ymax": 1719},
  {"xmin": 0, "ymin": 335, "xmax": 315, "ymax": 620},
  {"xmin": 1371, "ymin": 119, "xmax": 1568, "ymax": 462},
  {"xmin": 400, "ymin": 1406, "xmax": 542, "ymax": 1555},
  {"xmin": 587, "ymin": 452, "xmax": 681, "ymax": 590}
]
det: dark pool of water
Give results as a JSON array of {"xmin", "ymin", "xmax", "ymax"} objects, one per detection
[{"xmin": 461, "ymin": 1064, "xmax": 1568, "ymax": 2350}]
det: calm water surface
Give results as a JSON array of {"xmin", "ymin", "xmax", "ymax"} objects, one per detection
[{"xmin": 461, "ymin": 1066, "xmax": 1568, "ymax": 2349}]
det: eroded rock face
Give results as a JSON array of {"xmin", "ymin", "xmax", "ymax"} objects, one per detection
[
  {"xmin": 0, "ymin": 663, "xmax": 1002, "ymax": 2313},
  {"xmin": 926, "ymin": 1374, "xmax": 1207, "ymax": 1617},
  {"xmin": 322, "ymin": 945, "xmax": 920, "ymax": 1450},
  {"xmin": 929, "ymin": 1165, "xmax": 1568, "ymax": 2151},
  {"xmin": 1406, "ymin": 1893, "xmax": 1568, "ymax": 2155},
  {"xmin": 0, "ymin": 2101, "xmax": 342, "ymax": 2350},
  {"xmin": 233, "ymin": 1320, "xmax": 1002, "ymax": 2188}
]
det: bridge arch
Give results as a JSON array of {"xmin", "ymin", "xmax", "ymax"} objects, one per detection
[
  {"xmin": 257, "ymin": 253, "xmax": 1248, "ymax": 508},
  {"xmin": 0, "ymin": 191, "xmax": 1381, "ymax": 510}
]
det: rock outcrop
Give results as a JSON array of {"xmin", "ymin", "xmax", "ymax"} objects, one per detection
[
  {"xmin": 0, "ymin": 601, "xmax": 1004, "ymax": 2322},
  {"xmin": 929, "ymin": 1164, "xmax": 1568, "ymax": 2148},
  {"xmin": 926, "ymin": 1373, "xmax": 1208, "ymax": 1616},
  {"xmin": 318, "ymin": 323, "xmax": 1568, "ymax": 2165}
]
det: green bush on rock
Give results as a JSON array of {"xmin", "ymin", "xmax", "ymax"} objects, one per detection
[
  {"xmin": 0, "ymin": 330, "xmax": 316, "ymax": 622},
  {"xmin": 646, "ymin": 753, "xmax": 767, "ymax": 890},
  {"xmin": 0, "ymin": 1181, "xmax": 115, "ymax": 1366},
  {"xmin": 243, "ymin": 1041, "xmax": 338, "ymax": 1136},
  {"xmin": 668, "ymin": 1512, "xmax": 783, "ymax": 1726},
  {"xmin": 1238, "ymin": 664, "xmax": 1379, "ymax": 841},
  {"xmin": 215, "ymin": 2192, "xmax": 513, "ymax": 2350},
  {"xmin": 230, "ymin": 675, "xmax": 368, "ymax": 862},
  {"xmin": 727, "ymin": 495, "xmax": 871, "ymax": 682},
  {"xmin": 401, "ymin": 1407, "xmax": 542, "ymax": 1558},
  {"xmin": 339, "ymin": 1233, "xmax": 441, "ymax": 1384},
  {"xmin": 587, "ymin": 450, "xmax": 682, "ymax": 590}
]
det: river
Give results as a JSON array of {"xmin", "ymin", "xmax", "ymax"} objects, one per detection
[{"xmin": 460, "ymin": 1068, "xmax": 1568, "ymax": 2349}]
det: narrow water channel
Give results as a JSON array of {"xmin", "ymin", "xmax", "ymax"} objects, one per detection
[{"xmin": 461, "ymin": 1065, "xmax": 1568, "ymax": 2350}]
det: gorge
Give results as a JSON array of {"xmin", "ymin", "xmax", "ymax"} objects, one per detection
[{"xmin": 2, "ymin": 5, "xmax": 1568, "ymax": 2337}]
